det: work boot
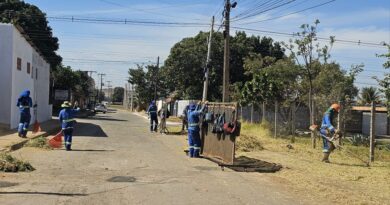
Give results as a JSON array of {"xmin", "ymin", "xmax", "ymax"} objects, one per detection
[{"xmin": 322, "ymin": 153, "xmax": 330, "ymax": 163}]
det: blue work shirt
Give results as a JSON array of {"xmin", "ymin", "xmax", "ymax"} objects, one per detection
[
  {"xmin": 59, "ymin": 108, "xmax": 80, "ymax": 129},
  {"xmin": 187, "ymin": 105, "xmax": 206, "ymax": 132},
  {"xmin": 147, "ymin": 104, "xmax": 158, "ymax": 118},
  {"xmin": 321, "ymin": 108, "xmax": 336, "ymax": 132},
  {"xmin": 16, "ymin": 90, "xmax": 32, "ymax": 115}
]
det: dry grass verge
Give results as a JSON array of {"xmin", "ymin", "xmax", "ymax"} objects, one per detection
[{"xmin": 237, "ymin": 122, "xmax": 390, "ymax": 205}]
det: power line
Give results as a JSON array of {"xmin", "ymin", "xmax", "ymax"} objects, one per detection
[{"xmin": 239, "ymin": 0, "xmax": 336, "ymax": 25}]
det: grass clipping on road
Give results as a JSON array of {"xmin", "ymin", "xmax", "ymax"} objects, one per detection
[
  {"xmin": 25, "ymin": 136, "xmax": 52, "ymax": 149},
  {"xmin": 237, "ymin": 122, "xmax": 390, "ymax": 205},
  {"xmin": 0, "ymin": 153, "xmax": 35, "ymax": 172}
]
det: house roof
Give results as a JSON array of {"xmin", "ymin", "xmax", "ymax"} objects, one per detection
[{"xmin": 352, "ymin": 106, "xmax": 387, "ymax": 112}]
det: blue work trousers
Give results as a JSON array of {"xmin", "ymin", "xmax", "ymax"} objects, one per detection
[
  {"xmin": 63, "ymin": 128, "xmax": 73, "ymax": 150},
  {"xmin": 188, "ymin": 129, "xmax": 201, "ymax": 158},
  {"xmin": 150, "ymin": 115, "xmax": 158, "ymax": 132},
  {"xmin": 18, "ymin": 112, "xmax": 31, "ymax": 137},
  {"xmin": 320, "ymin": 128, "xmax": 335, "ymax": 153}
]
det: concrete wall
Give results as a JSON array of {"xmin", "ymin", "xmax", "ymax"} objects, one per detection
[
  {"xmin": 0, "ymin": 24, "xmax": 13, "ymax": 125},
  {"xmin": 33, "ymin": 50, "xmax": 52, "ymax": 122},
  {"xmin": 0, "ymin": 24, "xmax": 52, "ymax": 128},
  {"xmin": 362, "ymin": 112, "xmax": 388, "ymax": 136},
  {"xmin": 10, "ymin": 26, "xmax": 35, "ymax": 128}
]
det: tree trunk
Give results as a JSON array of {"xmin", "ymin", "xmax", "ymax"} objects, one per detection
[
  {"xmin": 291, "ymin": 102, "xmax": 296, "ymax": 143},
  {"xmin": 250, "ymin": 104, "xmax": 254, "ymax": 123},
  {"xmin": 262, "ymin": 101, "xmax": 266, "ymax": 124},
  {"xmin": 309, "ymin": 82, "xmax": 316, "ymax": 149}
]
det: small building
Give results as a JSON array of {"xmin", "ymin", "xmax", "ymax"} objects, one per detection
[
  {"xmin": 345, "ymin": 106, "xmax": 389, "ymax": 136},
  {"xmin": 0, "ymin": 23, "xmax": 52, "ymax": 129}
]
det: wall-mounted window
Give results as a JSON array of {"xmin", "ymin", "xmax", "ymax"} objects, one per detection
[
  {"xmin": 36, "ymin": 68, "xmax": 38, "ymax": 80},
  {"xmin": 17, "ymin": 58, "xmax": 22, "ymax": 70},
  {"xmin": 31, "ymin": 67, "xmax": 34, "ymax": 79},
  {"xmin": 27, "ymin": 62, "xmax": 31, "ymax": 74}
]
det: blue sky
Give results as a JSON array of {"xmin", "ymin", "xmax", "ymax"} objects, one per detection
[{"xmin": 25, "ymin": 0, "xmax": 390, "ymax": 89}]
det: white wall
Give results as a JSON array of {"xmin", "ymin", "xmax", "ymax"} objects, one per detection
[
  {"xmin": 362, "ymin": 112, "xmax": 388, "ymax": 136},
  {"xmin": 33, "ymin": 50, "xmax": 52, "ymax": 122},
  {"xmin": 0, "ymin": 24, "xmax": 13, "ymax": 125}
]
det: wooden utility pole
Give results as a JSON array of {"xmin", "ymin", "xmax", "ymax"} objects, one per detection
[
  {"xmin": 337, "ymin": 100, "xmax": 343, "ymax": 147},
  {"xmin": 202, "ymin": 16, "xmax": 214, "ymax": 102},
  {"xmin": 223, "ymin": 0, "xmax": 231, "ymax": 102},
  {"xmin": 154, "ymin": 56, "xmax": 159, "ymax": 101},
  {"xmin": 274, "ymin": 101, "xmax": 278, "ymax": 138},
  {"xmin": 369, "ymin": 101, "xmax": 376, "ymax": 163},
  {"xmin": 130, "ymin": 84, "xmax": 134, "ymax": 111}
]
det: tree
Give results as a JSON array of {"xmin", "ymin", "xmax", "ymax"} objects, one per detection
[
  {"xmin": 112, "ymin": 87, "xmax": 124, "ymax": 102},
  {"xmin": 376, "ymin": 45, "xmax": 390, "ymax": 116},
  {"xmin": 359, "ymin": 87, "xmax": 382, "ymax": 105},
  {"xmin": 161, "ymin": 31, "xmax": 285, "ymax": 101},
  {"xmin": 128, "ymin": 65, "xmax": 156, "ymax": 110},
  {"xmin": 0, "ymin": 0, "xmax": 62, "ymax": 68},
  {"xmin": 282, "ymin": 19, "xmax": 335, "ymax": 148}
]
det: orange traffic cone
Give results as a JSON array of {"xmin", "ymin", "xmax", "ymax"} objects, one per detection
[
  {"xmin": 32, "ymin": 120, "xmax": 41, "ymax": 134},
  {"xmin": 48, "ymin": 131, "xmax": 63, "ymax": 148}
]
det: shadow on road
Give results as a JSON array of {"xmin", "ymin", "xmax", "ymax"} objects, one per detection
[
  {"xmin": 87, "ymin": 116, "xmax": 127, "ymax": 122},
  {"xmin": 73, "ymin": 122, "xmax": 108, "ymax": 137},
  {"xmin": 0, "ymin": 192, "xmax": 87, "ymax": 196},
  {"xmin": 63, "ymin": 149, "xmax": 115, "ymax": 152}
]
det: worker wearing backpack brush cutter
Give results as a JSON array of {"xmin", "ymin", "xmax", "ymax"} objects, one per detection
[
  {"xmin": 319, "ymin": 103, "xmax": 341, "ymax": 163},
  {"xmin": 187, "ymin": 101, "xmax": 208, "ymax": 158}
]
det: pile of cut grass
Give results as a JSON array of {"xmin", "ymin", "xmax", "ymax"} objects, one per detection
[
  {"xmin": 25, "ymin": 136, "xmax": 51, "ymax": 149},
  {"xmin": 0, "ymin": 153, "xmax": 35, "ymax": 172}
]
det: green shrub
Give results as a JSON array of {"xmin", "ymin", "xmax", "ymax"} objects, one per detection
[{"xmin": 348, "ymin": 134, "xmax": 370, "ymax": 147}]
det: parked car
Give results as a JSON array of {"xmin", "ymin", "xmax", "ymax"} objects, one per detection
[{"xmin": 94, "ymin": 104, "xmax": 107, "ymax": 114}]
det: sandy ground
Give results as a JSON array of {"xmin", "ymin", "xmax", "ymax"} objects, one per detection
[{"xmin": 0, "ymin": 110, "xmax": 316, "ymax": 205}]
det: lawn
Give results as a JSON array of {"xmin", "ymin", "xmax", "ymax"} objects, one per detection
[{"xmin": 237, "ymin": 122, "xmax": 390, "ymax": 205}]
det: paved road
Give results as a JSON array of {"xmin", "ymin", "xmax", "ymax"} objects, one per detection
[{"xmin": 0, "ymin": 110, "xmax": 311, "ymax": 205}]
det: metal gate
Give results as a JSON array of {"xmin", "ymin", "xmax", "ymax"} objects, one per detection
[{"xmin": 201, "ymin": 102, "xmax": 238, "ymax": 165}]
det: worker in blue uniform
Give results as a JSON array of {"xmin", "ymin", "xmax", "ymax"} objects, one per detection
[
  {"xmin": 147, "ymin": 101, "xmax": 158, "ymax": 132},
  {"xmin": 16, "ymin": 90, "xmax": 34, "ymax": 138},
  {"xmin": 187, "ymin": 101, "xmax": 208, "ymax": 158},
  {"xmin": 320, "ymin": 103, "xmax": 340, "ymax": 163},
  {"xmin": 59, "ymin": 101, "xmax": 80, "ymax": 151}
]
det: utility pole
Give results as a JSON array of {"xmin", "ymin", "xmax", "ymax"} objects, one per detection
[
  {"xmin": 222, "ymin": 0, "xmax": 237, "ymax": 102},
  {"xmin": 154, "ymin": 56, "xmax": 160, "ymax": 101},
  {"xmin": 130, "ymin": 84, "xmax": 134, "ymax": 111},
  {"xmin": 98, "ymin": 73, "xmax": 106, "ymax": 103},
  {"xmin": 202, "ymin": 16, "xmax": 215, "ymax": 102},
  {"xmin": 369, "ymin": 101, "xmax": 376, "ymax": 164},
  {"xmin": 107, "ymin": 81, "xmax": 112, "ymax": 103}
]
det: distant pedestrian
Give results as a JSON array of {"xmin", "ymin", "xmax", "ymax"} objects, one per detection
[
  {"xmin": 59, "ymin": 101, "xmax": 80, "ymax": 151},
  {"xmin": 181, "ymin": 105, "xmax": 189, "ymax": 133},
  {"xmin": 16, "ymin": 90, "xmax": 35, "ymax": 138},
  {"xmin": 187, "ymin": 101, "xmax": 207, "ymax": 158},
  {"xmin": 147, "ymin": 101, "xmax": 158, "ymax": 132}
]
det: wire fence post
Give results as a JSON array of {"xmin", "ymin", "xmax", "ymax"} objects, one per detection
[
  {"xmin": 369, "ymin": 101, "xmax": 376, "ymax": 164},
  {"xmin": 274, "ymin": 101, "xmax": 278, "ymax": 138}
]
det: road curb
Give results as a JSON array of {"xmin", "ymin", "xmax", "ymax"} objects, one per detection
[{"xmin": 2, "ymin": 126, "xmax": 60, "ymax": 153}]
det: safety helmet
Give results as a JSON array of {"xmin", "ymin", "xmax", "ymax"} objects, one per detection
[
  {"xmin": 331, "ymin": 103, "xmax": 341, "ymax": 112},
  {"xmin": 189, "ymin": 103, "xmax": 196, "ymax": 111},
  {"xmin": 61, "ymin": 101, "xmax": 72, "ymax": 108}
]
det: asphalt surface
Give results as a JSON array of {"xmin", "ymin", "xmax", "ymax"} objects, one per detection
[{"xmin": 0, "ymin": 110, "xmax": 312, "ymax": 205}]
